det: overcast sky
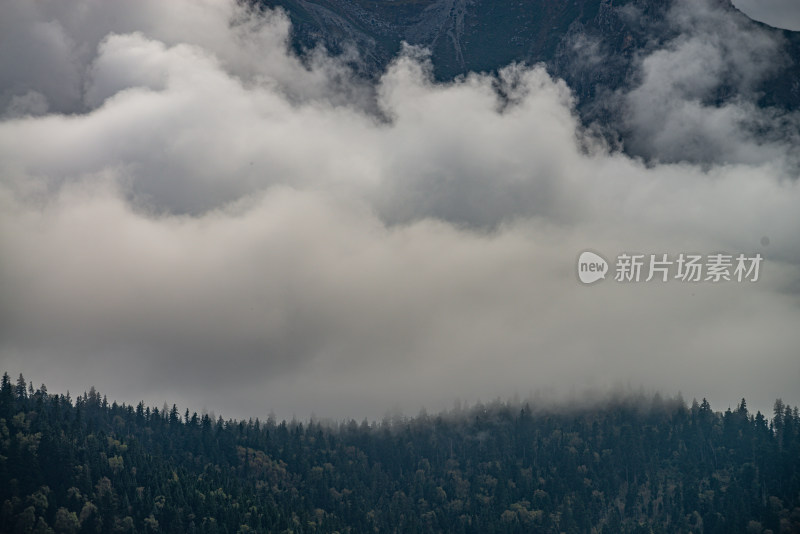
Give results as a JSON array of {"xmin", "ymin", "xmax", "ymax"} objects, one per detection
[
  {"xmin": 733, "ymin": 0, "xmax": 800, "ymax": 31},
  {"xmin": 0, "ymin": 0, "xmax": 798, "ymax": 421}
]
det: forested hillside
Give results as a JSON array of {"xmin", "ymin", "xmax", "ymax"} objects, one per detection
[{"xmin": 1, "ymin": 372, "xmax": 799, "ymax": 533}]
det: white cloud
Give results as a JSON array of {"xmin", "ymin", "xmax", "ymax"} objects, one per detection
[
  {"xmin": 0, "ymin": 0, "xmax": 798, "ymax": 420},
  {"xmin": 621, "ymin": 0, "xmax": 798, "ymax": 166}
]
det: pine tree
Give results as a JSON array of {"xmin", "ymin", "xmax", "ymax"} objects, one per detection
[{"xmin": 16, "ymin": 373, "xmax": 27, "ymax": 401}]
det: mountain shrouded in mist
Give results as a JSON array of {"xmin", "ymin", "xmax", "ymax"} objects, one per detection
[
  {"xmin": 255, "ymin": 0, "xmax": 800, "ymax": 109},
  {"xmin": 1, "ymin": 0, "xmax": 799, "ymax": 420},
  {"xmin": 2, "ymin": 0, "xmax": 800, "ymax": 531}
]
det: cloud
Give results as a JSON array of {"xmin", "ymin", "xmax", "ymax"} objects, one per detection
[
  {"xmin": 620, "ymin": 0, "xmax": 799, "ymax": 166},
  {"xmin": 0, "ymin": 0, "xmax": 798, "ymax": 420}
]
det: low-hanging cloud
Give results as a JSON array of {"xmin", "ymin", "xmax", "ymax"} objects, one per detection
[
  {"xmin": 0, "ymin": 0, "xmax": 798, "ymax": 420},
  {"xmin": 620, "ymin": 0, "xmax": 800, "ymax": 166}
]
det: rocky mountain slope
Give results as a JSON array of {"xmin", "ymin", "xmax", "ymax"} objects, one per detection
[{"xmin": 253, "ymin": 0, "xmax": 800, "ymax": 116}]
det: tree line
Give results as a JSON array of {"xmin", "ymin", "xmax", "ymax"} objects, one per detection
[{"xmin": 1, "ymin": 372, "xmax": 799, "ymax": 533}]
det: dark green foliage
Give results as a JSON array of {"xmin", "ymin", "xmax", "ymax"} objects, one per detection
[{"xmin": 1, "ymin": 371, "xmax": 799, "ymax": 533}]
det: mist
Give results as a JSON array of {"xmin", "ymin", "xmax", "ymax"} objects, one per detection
[{"xmin": 0, "ymin": 0, "xmax": 798, "ymax": 420}]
